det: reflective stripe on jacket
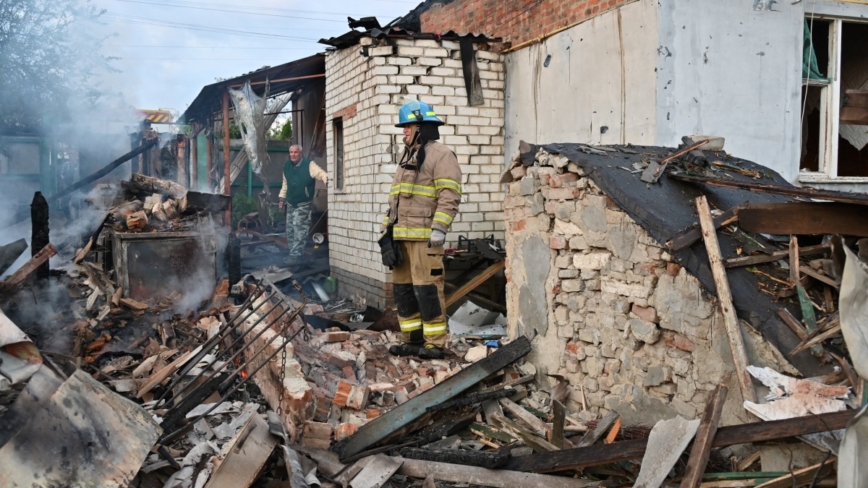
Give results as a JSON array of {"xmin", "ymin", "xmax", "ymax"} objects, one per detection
[{"xmin": 383, "ymin": 140, "xmax": 461, "ymax": 241}]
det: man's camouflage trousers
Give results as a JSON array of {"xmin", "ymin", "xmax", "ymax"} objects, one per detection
[{"xmin": 285, "ymin": 200, "xmax": 312, "ymax": 261}]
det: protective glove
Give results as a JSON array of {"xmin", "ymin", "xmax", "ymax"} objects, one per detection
[{"xmin": 428, "ymin": 229, "xmax": 446, "ymax": 248}]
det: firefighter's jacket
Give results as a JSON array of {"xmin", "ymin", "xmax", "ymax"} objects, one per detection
[{"xmin": 382, "ymin": 140, "xmax": 462, "ymax": 241}]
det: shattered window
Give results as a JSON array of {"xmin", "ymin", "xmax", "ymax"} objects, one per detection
[
  {"xmin": 800, "ymin": 18, "xmax": 868, "ymax": 179},
  {"xmin": 333, "ymin": 117, "xmax": 344, "ymax": 190}
]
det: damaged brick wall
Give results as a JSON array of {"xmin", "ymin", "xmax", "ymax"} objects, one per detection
[
  {"xmin": 325, "ymin": 36, "xmax": 506, "ymax": 308},
  {"xmin": 420, "ymin": 0, "xmax": 634, "ymax": 49},
  {"xmin": 503, "ymin": 149, "xmax": 798, "ymax": 427}
]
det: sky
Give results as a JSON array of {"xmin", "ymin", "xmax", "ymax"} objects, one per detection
[{"xmin": 89, "ymin": 0, "xmax": 419, "ymax": 117}]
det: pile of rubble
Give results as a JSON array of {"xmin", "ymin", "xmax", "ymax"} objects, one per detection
[{"xmin": 2, "ymin": 161, "xmax": 867, "ymax": 487}]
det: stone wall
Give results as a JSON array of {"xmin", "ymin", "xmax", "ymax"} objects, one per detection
[
  {"xmin": 325, "ymin": 35, "xmax": 507, "ymax": 308},
  {"xmin": 503, "ymin": 149, "xmax": 797, "ymax": 426}
]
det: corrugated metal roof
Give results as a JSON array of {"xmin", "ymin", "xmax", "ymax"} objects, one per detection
[
  {"xmin": 319, "ymin": 18, "xmax": 497, "ymax": 50},
  {"xmin": 181, "ymin": 54, "xmax": 325, "ymax": 125}
]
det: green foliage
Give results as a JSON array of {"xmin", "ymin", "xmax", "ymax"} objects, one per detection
[
  {"xmin": 268, "ymin": 121, "xmax": 292, "ymax": 141},
  {"xmin": 228, "ymin": 123, "xmax": 243, "ymax": 139},
  {"xmin": 231, "ymin": 192, "xmax": 258, "ymax": 228},
  {"xmin": 0, "ymin": 0, "xmax": 114, "ymax": 132}
]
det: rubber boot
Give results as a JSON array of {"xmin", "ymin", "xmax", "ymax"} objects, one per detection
[
  {"xmin": 417, "ymin": 344, "xmax": 444, "ymax": 360},
  {"xmin": 389, "ymin": 343, "xmax": 424, "ymax": 357}
]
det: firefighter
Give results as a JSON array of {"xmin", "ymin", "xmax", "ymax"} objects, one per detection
[
  {"xmin": 278, "ymin": 144, "xmax": 328, "ymax": 265},
  {"xmin": 380, "ymin": 100, "xmax": 462, "ymax": 360}
]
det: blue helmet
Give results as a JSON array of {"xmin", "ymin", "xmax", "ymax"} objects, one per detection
[{"xmin": 395, "ymin": 100, "xmax": 444, "ymax": 127}]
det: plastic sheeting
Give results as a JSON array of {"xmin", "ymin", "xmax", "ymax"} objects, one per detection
[
  {"xmin": 228, "ymin": 81, "xmax": 270, "ymax": 177},
  {"xmin": 837, "ymin": 245, "xmax": 868, "ymax": 487}
]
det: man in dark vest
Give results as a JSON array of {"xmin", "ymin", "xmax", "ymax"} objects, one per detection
[{"xmin": 278, "ymin": 144, "xmax": 328, "ymax": 265}]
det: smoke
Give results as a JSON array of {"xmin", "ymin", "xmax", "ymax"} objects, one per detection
[{"xmin": 0, "ymin": 1, "xmax": 144, "ymax": 278}]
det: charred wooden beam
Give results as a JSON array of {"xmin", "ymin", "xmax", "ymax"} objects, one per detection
[
  {"xmin": 30, "ymin": 192, "xmax": 49, "ymax": 281},
  {"xmin": 737, "ymin": 202, "xmax": 868, "ymax": 237},
  {"xmin": 670, "ymin": 173, "xmax": 868, "ymax": 206},
  {"xmin": 1, "ymin": 244, "xmax": 56, "ymax": 292},
  {"xmin": 504, "ymin": 409, "xmax": 856, "ymax": 473},
  {"xmin": 399, "ymin": 447, "xmax": 509, "ymax": 469}
]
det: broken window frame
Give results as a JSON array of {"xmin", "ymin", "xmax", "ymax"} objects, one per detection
[
  {"xmin": 333, "ymin": 117, "xmax": 344, "ymax": 191},
  {"xmin": 800, "ymin": 16, "xmax": 868, "ymax": 183}
]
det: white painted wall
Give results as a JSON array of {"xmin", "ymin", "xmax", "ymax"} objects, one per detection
[
  {"xmin": 503, "ymin": 0, "xmax": 658, "ymax": 166},
  {"xmin": 505, "ymin": 0, "xmax": 868, "ymax": 188},
  {"xmin": 655, "ymin": 0, "xmax": 806, "ymax": 182}
]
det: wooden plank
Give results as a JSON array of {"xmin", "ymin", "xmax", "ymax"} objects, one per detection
[
  {"xmin": 841, "ymin": 106, "xmax": 868, "ymax": 124},
  {"xmin": 670, "ymin": 173, "xmax": 868, "ymax": 206},
  {"xmin": 681, "ymin": 384, "xmax": 729, "ymax": 488},
  {"xmin": 495, "ymin": 414, "xmax": 559, "ymax": 453},
  {"xmin": 666, "ymin": 204, "xmax": 743, "ymax": 252},
  {"xmin": 777, "ymin": 309, "xmax": 809, "ymax": 340},
  {"xmin": 397, "ymin": 458, "xmax": 598, "ymax": 488},
  {"xmin": 348, "ymin": 454, "xmax": 403, "ymax": 488},
  {"xmin": 789, "ymin": 324, "xmax": 842, "ymax": 356},
  {"xmin": 445, "ymin": 260, "xmax": 505, "ymax": 308},
  {"xmin": 551, "ymin": 400, "xmax": 565, "ymax": 449},
  {"xmin": 575, "ymin": 411, "xmax": 619, "ymax": 448},
  {"xmin": 789, "ymin": 237, "xmax": 800, "ymax": 286},
  {"xmin": 843, "ymin": 89, "xmax": 868, "ymax": 108},
  {"xmin": 724, "ymin": 244, "xmax": 829, "ymax": 268},
  {"xmin": 799, "ymin": 266, "xmax": 840, "ymax": 289},
  {"xmin": 504, "ymin": 410, "xmax": 855, "ymax": 473},
  {"xmin": 737, "ymin": 203, "xmax": 868, "ymax": 237},
  {"xmin": 499, "ymin": 397, "xmax": 548, "ymax": 437},
  {"xmin": 754, "ymin": 457, "xmax": 837, "ymax": 488},
  {"xmin": 204, "ymin": 414, "xmax": 278, "ymax": 488},
  {"xmin": 696, "ymin": 196, "xmax": 756, "ymax": 403},
  {"xmin": 1, "ymin": 244, "xmax": 57, "ymax": 289},
  {"xmin": 337, "ymin": 336, "xmax": 531, "ymax": 461},
  {"xmin": 136, "ymin": 346, "xmax": 202, "ymax": 398}
]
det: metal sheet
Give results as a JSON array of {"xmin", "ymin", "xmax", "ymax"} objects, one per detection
[
  {"xmin": 110, "ymin": 230, "xmax": 217, "ymax": 300},
  {"xmin": 0, "ymin": 369, "xmax": 161, "ymax": 488}
]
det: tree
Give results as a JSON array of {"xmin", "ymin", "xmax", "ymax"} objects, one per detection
[
  {"xmin": 267, "ymin": 119, "xmax": 292, "ymax": 141},
  {"xmin": 0, "ymin": 0, "xmax": 114, "ymax": 133}
]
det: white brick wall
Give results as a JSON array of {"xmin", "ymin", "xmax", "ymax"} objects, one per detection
[{"xmin": 325, "ymin": 37, "xmax": 506, "ymax": 303}]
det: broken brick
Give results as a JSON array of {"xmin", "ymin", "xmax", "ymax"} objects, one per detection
[
  {"xmin": 631, "ymin": 304, "xmax": 659, "ymax": 323},
  {"xmin": 323, "ymin": 331, "xmax": 351, "ymax": 343},
  {"xmin": 667, "ymin": 262, "xmax": 682, "ymax": 276},
  {"xmin": 334, "ymin": 422, "xmax": 357, "ymax": 441},
  {"xmin": 550, "ymin": 236, "xmax": 567, "ymax": 249}
]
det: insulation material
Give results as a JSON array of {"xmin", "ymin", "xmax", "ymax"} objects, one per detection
[{"xmin": 744, "ymin": 366, "xmax": 848, "ymax": 453}]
